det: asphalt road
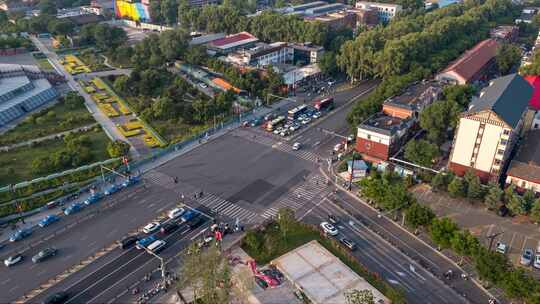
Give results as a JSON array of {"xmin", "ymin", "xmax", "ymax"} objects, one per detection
[
  {"xmin": 0, "ymin": 80, "xmax": 490, "ymax": 304},
  {"xmin": 301, "ymin": 198, "xmax": 468, "ymax": 304}
]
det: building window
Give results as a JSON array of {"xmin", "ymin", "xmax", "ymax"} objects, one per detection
[
  {"xmin": 367, "ymin": 134, "xmax": 371, "ymax": 140},
  {"xmin": 497, "ymin": 149, "xmax": 505, "ymax": 155},
  {"xmin": 503, "ymin": 129, "xmax": 510, "ymax": 135},
  {"xmin": 470, "ymin": 161, "xmax": 475, "ymax": 167},
  {"xmin": 492, "ymin": 168, "xmax": 499, "ymax": 174},
  {"xmin": 500, "ymin": 139, "xmax": 508, "ymax": 146},
  {"xmin": 494, "ymin": 159, "xmax": 501, "ymax": 165}
]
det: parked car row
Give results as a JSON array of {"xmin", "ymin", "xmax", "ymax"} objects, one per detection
[{"xmin": 498, "ymin": 240, "xmax": 540, "ymax": 269}]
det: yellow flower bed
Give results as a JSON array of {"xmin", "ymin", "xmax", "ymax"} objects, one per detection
[
  {"xmin": 143, "ymin": 134, "xmax": 161, "ymax": 148},
  {"xmin": 117, "ymin": 125, "xmax": 141, "ymax": 137},
  {"xmin": 98, "ymin": 104, "xmax": 119, "ymax": 117},
  {"xmin": 124, "ymin": 120, "xmax": 143, "ymax": 130},
  {"xmin": 92, "ymin": 78, "xmax": 108, "ymax": 91},
  {"xmin": 118, "ymin": 102, "xmax": 131, "ymax": 115}
]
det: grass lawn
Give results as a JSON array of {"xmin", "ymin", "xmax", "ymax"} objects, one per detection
[
  {"xmin": 0, "ymin": 99, "xmax": 95, "ymax": 146},
  {"xmin": 0, "ymin": 128, "xmax": 111, "ymax": 186},
  {"xmin": 241, "ymin": 220, "xmax": 406, "ymax": 303},
  {"xmin": 36, "ymin": 58, "xmax": 54, "ymax": 71},
  {"xmin": 151, "ymin": 119, "xmax": 212, "ymax": 144}
]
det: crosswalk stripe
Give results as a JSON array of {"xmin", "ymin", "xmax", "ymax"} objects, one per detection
[{"xmin": 212, "ymin": 199, "xmax": 231, "ymax": 210}]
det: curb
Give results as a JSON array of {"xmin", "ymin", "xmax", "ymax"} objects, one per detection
[{"xmin": 319, "ymin": 165, "xmax": 496, "ymax": 301}]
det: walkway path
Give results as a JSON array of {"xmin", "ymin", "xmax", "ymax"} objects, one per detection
[
  {"xmin": 29, "ymin": 36, "xmax": 140, "ymax": 158},
  {"xmin": 0, "ymin": 123, "xmax": 98, "ymax": 151}
]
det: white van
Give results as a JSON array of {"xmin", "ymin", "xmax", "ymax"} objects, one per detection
[{"xmin": 147, "ymin": 240, "xmax": 166, "ymax": 253}]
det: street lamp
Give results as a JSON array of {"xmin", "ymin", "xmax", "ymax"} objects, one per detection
[{"xmin": 143, "ymin": 248, "xmax": 166, "ymax": 281}]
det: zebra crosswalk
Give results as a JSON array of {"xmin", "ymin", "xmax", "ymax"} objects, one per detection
[
  {"xmin": 234, "ymin": 129, "xmax": 323, "ymax": 163},
  {"xmin": 261, "ymin": 174, "xmax": 329, "ymax": 219},
  {"xmin": 197, "ymin": 193, "xmax": 260, "ymax": 223},
  {"xmin": 143, "ymin": 171, "xmax": 176, "ymax": 189}
]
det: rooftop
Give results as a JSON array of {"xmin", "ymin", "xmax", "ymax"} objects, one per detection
[
  {"xmin": 304, "ymin": 3, "xmax": 347, "ymax": 16},
  {"xmin": 356, "ymin": 1, "xmax": 402, "ymax": 8},
  {"xmin": 359, "ymin": 112, "xmax": 413, "ymax": 136},
  {"xmin": 209, "ymin": 32, "xmax": 259, "ymax": 50},
  {"xmin": 507, "ymin": 130, "xmax": 540, "ymax": 183},
  {"xmin": 272, "ymin": 240, "xmax": 389, "ymax": 304},
  {"xmin": 440, "ymin": 39, "xmax": 499, "ymax": 83},
  {"xmin": 383, "ymin": 80, "xmax": 442, "ymax": 111},
  {"xmin": 489, "ymin": 25, "xmax": 518, "ymax": 40},
  {"xmin": 467, "ymin": 74, "xmax": 532, "ymax": 128},
  {"xmin": 525, "ymin": 75, "xmax": 540, "ymax": 111}
]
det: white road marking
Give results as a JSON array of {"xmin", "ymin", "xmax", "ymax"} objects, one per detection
[{"xmin": 0, "ymin": 278, "xmax": 11, "ymax": 285}]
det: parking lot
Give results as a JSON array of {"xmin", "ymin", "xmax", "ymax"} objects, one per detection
[{"xmin": 411, "ymin": 184, "xmax": 540, "ymax": 272}]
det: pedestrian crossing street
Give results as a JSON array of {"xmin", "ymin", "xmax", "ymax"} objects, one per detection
[
  {"xmin": 234, "ymin": 129, "xmax": 323, "ymax": 163},
  {"xmin": 197, "ymin": 193, "xmax": 260, "ymax": 223},
  {"xmin": 261, "ymin": 174, "xmax": 329, "ymax": 219}
]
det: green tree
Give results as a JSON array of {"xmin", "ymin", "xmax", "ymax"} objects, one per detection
[
  {"xmin": 178, "ymin": 245, "xmax": 231, "ymax": 304},
  {"xmin": 40, "ymin": 0, "xmax": 57, "ymax": 15},
  {"xmin": 159, "ymin": 29, "xmax": 188, "ymax": 61},
  {"xmin": 276, "ymin": 208, "xmax": 295, "ymax": 240},
  {"xmin": 496, "ymin": 43, "xmax": 521, "ymax": 75},
  {"xmin": 107, "ymin": 140, "xmax": 130, "ymax": 157},
  {"xmin": 404, "ymin": 139, "xmax": 439, "ymax": 167},
  {"xmin": 474, "ymin": 247, "xmax": 508, "ymax": 284},
  {"xmin": 466, "ymin": 175, "xmax": 484, "ymax": 200},
  {"xmin": 531, "ymin": 198, "xmax": 540, "ymax": 223},
  {"xmin": 318, "ymin": 51, "xmax": 338, "ymax": 76},
  {"xmin": 523, "ymin": 189, "xmax": 536, "ymax": 213},
  {"xmin": 405, "ymin": 203, "xmax": 435, "ymax": 228},
  {"xmin": 484, "ymin": 182, "xmax": 503, "ymax": 211},
  {"xmin": 505, "ymin": 185, "xmax": 526, "ymax": 215},
  {"xmin": 430, "ymin": 217, "xmax": 459, "ymax": 249},
  {"xmin": 431, "ymin": 172, "xmax": 452, "ymax": 192},
  {"xmin": 345, "ymin": 289, "xmax": 375, "ymax": 304},
  {"xmin": 448, "ymin": 177, "xmax": 466, "ymax": 198},
  {"xmin": 419, "ymin": 100, "xmax": 461, "ymax": 144}
]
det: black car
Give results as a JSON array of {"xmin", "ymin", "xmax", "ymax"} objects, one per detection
[
  {"xmin": 498, "ymin": 205, "xmax": 509, "ymax": 217},
  {"xmin": 160, "ymin": 222, "xmax": 179, "ymax": 234},
  {"xmin": 328, "ymin": 215, "xmax": 338, "ymax": 224},
  {"xmin": 340, "ymin": 237, "xmax": 357, "ymax": 251},
  {"xmin": 119, "ymin": 236, "xmax": 139, "ymax": 249},
  {"xmin": 188, "ymin": 217, "xmax": 204, "ymax": 229},
  {"xmin": 42, "ymin": 291, "xmax": 69, "ymax": 304}
]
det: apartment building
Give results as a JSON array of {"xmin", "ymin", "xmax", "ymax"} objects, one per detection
[
  {"xmin": 226, "ymin": 42, "xmax": 292, "ymax": 67},
  {"xmin": 448, "ymin": 74, "xmax": 533, "ymax": 182},
  {"xmin": 355, "ymin": 1, "xmax": 402, "ymax": 22},
  {"xmin": 506, "ymin": 130, "xmax": 540, "ymax": 193}
]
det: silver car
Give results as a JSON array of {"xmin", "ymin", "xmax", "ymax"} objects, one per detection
[{"xmin": 521, "ymin": 249, "xmax": 533, "ymax": 266}]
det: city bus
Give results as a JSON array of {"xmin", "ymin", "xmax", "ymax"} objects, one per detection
[
  {"xmin": 266, "ymin": 116, "xmax": 286, "ymax": 131},
  {"xmin": 313, "ymin": 97, "xmax": 335, "ymax": 112},
  {"xmin": 287, "ymin": 104, "xmax": 308, "ymax": 121}
]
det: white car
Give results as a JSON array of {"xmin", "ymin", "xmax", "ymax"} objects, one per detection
[
  {"xmin": 142, "ymin": 222, "xmax": 161, "ymax": 234},
  {"xmin": 312, "ymin": 112, "xmax": 321, "ymax": 119},
  {"xmin": 334, "ymin": 143, "xmax": 343, "ymax": 152},
  {"xmin": 273, "ymin": 127, "xmax": 283, "ymax": 135},
  {"xmin": 347, "ymin": 134, "xmax": 355, "ymax": 143},
  {"xmin": 4, "ymin": 254, "xmax": 23, "ymax": 267},
  {"xmin": 534, "ymin": 255, "xmax": 540, "ymax": 269},
  {"xmin": 320, "ymin": 222, "xmax": 338, "ymax": 236},
  {"xmin": 521, "ymin": 249, "xmax": 533, "ymax": 266},
  {"xmin": 199, "ymin": 83, "xmax": 208, "ymax": 88},
  {"xmin": 168, "ymin": 207, "xmax": 185, "ymax": 219},
  {"xmin": 496, "ymin": 242, "xmax": 508, "ymax": 254},
  {"xmin": 301, "ymin": 117, "xmax": 311, "ymax": 125},
  {"xmin": 292, "ymin": 142, "xmax": 301, "ymax": 150}
]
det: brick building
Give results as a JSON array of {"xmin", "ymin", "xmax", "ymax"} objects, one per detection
[
  {"xmin": 448, "ymin": 74, "xmax": 533, "ymax": 182},
  {"xmin": 436, "ymin": 39, "xmax": 499, "ymax": 85}
]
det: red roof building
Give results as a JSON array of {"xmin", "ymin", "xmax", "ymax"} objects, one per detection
[
  {"xmin": 207, "ymin": 32, "xmax": 259, "ymax": 54},
  {"xmin": 525, "ymin": 75, "xmax": 540, "ymax": 110},
  {"xmin": 436, "ymin": 39, "xmax": 499, "ymax": 85}
]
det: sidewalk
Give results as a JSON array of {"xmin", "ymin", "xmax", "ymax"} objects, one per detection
[{"xmin": 320, "ymin": 161, "xmax": 495, "ymax": 304}]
